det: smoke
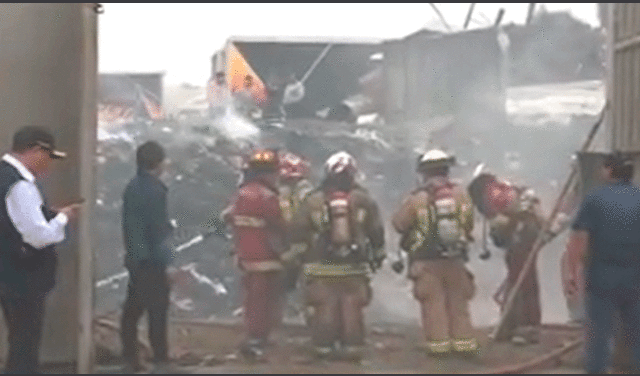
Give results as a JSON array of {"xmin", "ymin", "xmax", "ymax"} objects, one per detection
[{"xmin": 213, "ymin": 104, "xmax": 261, "ymax": 142}]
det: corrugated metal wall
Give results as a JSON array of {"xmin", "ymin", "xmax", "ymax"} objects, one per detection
[
  {"xmin": 382, "ymin": 28, "xmax": 505, "ymax": 131},
  {"xmin": 611, "ymin": 3, "xmax": 640, "ymax": 152},
  {"xmin": 0, "ymin": 3, "xmax": 97, "ymax": 370}
]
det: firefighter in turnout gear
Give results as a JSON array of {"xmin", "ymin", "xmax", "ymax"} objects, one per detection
[
  {"xmin": 277, "ymin": 151, "xmax": 314, "ymax": 316},
  {"xmin": 278, "ymin": 152, "xmax": 314, "ymax": 225},
  {"xmin": 222, "ymin": 149, "xmax": 287, "ymax": 361},
  {"xmin": 284, "ymin": 151, "xmax": 385, "ymax": 360},
  {"xmin": 467, "ymin": 168, "xmax": 543, "ymax": 345},
  {"xmin": 392, "ymin": 149, "xmax": 478, "ymax": 357}
]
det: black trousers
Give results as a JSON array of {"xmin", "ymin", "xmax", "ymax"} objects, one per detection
[
  {"xmin": 0, "ymin": 294, "xmax": 46, "ymax": 374},
  {"xmin": 120, "ymin": 262, "xmax": 170, "ymax": 365}
]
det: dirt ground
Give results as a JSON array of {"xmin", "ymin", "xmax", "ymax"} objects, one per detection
[{"xmin": 94, "ymin": 317, "xmax": 584, "ymax": 374}]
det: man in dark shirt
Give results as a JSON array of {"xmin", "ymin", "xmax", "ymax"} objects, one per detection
[
  {"xmin": 567, "ymin": 153, "xmax": 640, "ymax": 374},
  {"xmin": 121, "ymin": 141, "xmax": 175, "ymax": 373}
]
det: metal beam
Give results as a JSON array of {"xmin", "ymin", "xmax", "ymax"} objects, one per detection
[
  {"xmin": 463, "ymin": 3, "xmax": 476, "ymax": 30},
  {"xmin": 615, "ymin": 34, "xmax": 640, "ymax": 52},
  {"xmin": 494, "ymin": 8, "xmax": 506, "ymax": 27},
  {"xmin": 77, "ymin": 3, "xmax": 98, "ymax": 373},
  {"xmin": 526, "ymin": 3, "xmax": 536, "ymax": 25},
  {"xmin": 606, "ymin": 3, "xmax": 615, "ymax": 150}
]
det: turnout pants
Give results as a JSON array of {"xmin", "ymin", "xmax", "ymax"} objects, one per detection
[
  {"xmin": 503, "ymin": 246, "xmax": 541, "ymax": 338},
  {"xmin": 121, "ymin": 261, "xmax": 170, "ymax": 365},
  {"xmin": 0, "ymin": 293, "xmax": 47, "ymax": 374},
  {"xmin": 242, "ymin": 271, "xmax": 284, "ymax": 343},
  {"xmin": 305, "ymin": 275, "xmax": 371, "ymax": 349},
  {"xmin": 409, "ymin": 259, "xmax": 476, "ymax": 352}
]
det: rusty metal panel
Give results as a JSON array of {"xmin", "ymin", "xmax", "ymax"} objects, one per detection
[
  {"xmin": 611, "ymin": 3, "xmax": 640, "ymax": 152},
  {"xmin": 0, "ymin": 3, "xmax": 97, "ymax": 368}
]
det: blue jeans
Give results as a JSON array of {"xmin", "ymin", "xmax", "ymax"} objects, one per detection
[{"xmin": 585, "ymin": 281, "xmax": 640, "ymax": 373}]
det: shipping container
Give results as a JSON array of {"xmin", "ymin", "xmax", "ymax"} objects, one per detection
[{"xmin": 215, "ymin": 36, "xmax": 382, "ymax": 119}]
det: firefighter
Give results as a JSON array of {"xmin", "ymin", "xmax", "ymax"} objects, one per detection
[
  {"xmin": 467, "ymin": 168, "xmax": 543, "ymax": 345},
  {"xmin": 278, "ymin": 151, "xmax": 314, "ymax": 224},
  {"xmin": 283, "ymin": 151, "xmax": 385, "ymax": 360},
  {"xmin": 278, "ymin": 152, "xmax": 314, "ymax": 294},
  {"xmin": 222, "ymin": 149, "xmax": 286, "ymax": 361},
  {"xmin": 391, "ymin": 149, "xmax": 478, "ymax": 357}
]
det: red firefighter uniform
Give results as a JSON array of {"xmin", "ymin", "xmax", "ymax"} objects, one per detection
[
  {"xmin": 468, "ymin": 170, "xmax": 542, "ymax": 344},
  {"xmin": 283, "ymin": 151, "xmax": 385, "ymax": 360},
  {"xmin": 222, "ymin": 149, "xmax": 286, "ymax": 359},
  {"xmin": 392, "ymin": 149, "xmax": 477, "ymax": 356}
]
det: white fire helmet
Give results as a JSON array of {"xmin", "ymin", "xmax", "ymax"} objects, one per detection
[
  {"xmin": 324, "ymin": 151, "xmax": 357, "ymax": 177},
  {"xmin": 417, "ymin": 149, "xmax": 456, "ymax": 172}
]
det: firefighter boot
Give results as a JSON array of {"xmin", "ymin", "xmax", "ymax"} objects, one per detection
[
  {"xmin": 452, "ymin": 338, "xmax": 480, "ymax": 357},
  {"xmin": 425, "ymin": 339, "xmax": 452, "ymax": 357}
]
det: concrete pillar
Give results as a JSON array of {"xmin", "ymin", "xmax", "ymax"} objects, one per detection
[{"xmin": 0, "ymin": 3, "xmax": 97, "ymax": 372}]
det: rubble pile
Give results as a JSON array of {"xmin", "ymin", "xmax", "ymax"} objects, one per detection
[{"xmin": 93, "ymin": 114, "xmax": 414, "ymax": 321}]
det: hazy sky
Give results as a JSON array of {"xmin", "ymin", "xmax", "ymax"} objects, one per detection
[{"xmin": 99, "ymin": 3, "xmax": 600, "ymax": 86}]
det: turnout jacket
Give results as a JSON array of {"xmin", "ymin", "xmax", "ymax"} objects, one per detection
[
  {"xmin": 224, "ymin": 176, "xmax": 287, "ymax": 272},
  {"xmin": 392, "ymin": 177, "xmax": 474, "ymax": 262},
  {"xmin": 286, "ymin": 183, "xmax": 385, "ymax": 277}
]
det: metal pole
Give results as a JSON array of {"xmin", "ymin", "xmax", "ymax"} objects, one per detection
[
  {"xmin": 429, "ymin": 3, "xmax": 452, "ymax": 32},
  {"xmin": 490, "ymin": 106, "xmax": 607, "ymax": 341},
  {"xmin": 494, "ymin": 8, "xmax": 506, "ymax": 28},
  {"xmin": 526, "ymin": 3, "xmax": 536, "ymax": 25},
  {"xmin": 77, "ymin": 2, "xmax": 98, "ymax": 373},
  {"xmin": 464, "ymin": 3, "xmax": 476, "ymax": 30},
  {"xmin": 301, "ymin": 44, "xmax": 332, "ymax": 84},
  {"xmin": 605, "ymin": 3, "xmax": 615, "ymax": 151}
]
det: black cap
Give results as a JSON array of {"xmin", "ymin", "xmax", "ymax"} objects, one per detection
[{"xmin": 12, "ymin": 126, "xmax": 67, "ymax": 159}]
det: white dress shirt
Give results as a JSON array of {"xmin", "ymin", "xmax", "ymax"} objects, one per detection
[{"xmin": 3, "ymin": 154, "xmax": 68, "ymax": 249}]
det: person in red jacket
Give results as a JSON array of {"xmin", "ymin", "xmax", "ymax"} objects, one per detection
[{"xmin": 222, "ymin": 149, "xmax": 286, "ymax": 361}]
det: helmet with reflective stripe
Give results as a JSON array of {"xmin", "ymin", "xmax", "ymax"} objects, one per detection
[
  {"xmin": 324, "ymin": 151, "xmax": 357, "ymax": 177},
  {"xmin": 417, "ymin": 149, "xmax": 456, "ymax": 173}
]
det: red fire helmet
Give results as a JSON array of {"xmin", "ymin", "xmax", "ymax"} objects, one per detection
[
  {"xmin": 468, "ymin": 172, "xmax": 518, "ymax": 218},
  {"xmin": 278, "ymin": 151, "xmax": 310, "ymax": 179}
]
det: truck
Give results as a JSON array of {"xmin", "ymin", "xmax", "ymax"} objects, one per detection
[{"xmin": 209, "ymin": 29, "xmax": 507, "ymax": 134}]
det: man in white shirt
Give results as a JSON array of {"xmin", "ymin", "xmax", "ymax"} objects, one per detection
[{"xmin": 0, "ymin": 126, "xmax": 80, "ymax": 374}]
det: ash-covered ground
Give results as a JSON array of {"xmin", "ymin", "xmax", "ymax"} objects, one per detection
[{"xmin": 94, "ymin": 80, "xmax": 605, "ymax": 329}]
